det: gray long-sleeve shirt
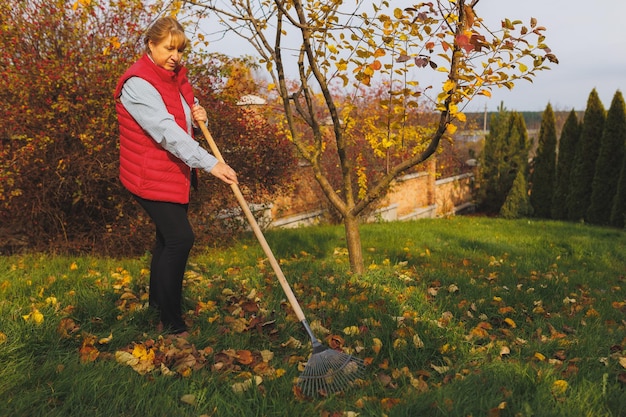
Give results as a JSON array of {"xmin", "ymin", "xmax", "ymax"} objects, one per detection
[{"xmin": 119, "ymin": 76, "xmax": 218, "ymax": 173}]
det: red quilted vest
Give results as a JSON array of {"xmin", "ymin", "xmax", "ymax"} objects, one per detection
[{"xmin": 115, "ymin": 54, "xmax": 195, "ymax": 204}]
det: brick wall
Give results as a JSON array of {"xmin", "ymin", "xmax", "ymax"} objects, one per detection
[{"xmin": 268, "ymin": 157, "xmax": 474, "ymax": 228}]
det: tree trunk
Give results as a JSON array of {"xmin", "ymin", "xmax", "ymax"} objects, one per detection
[{"xmin": 344, "ymin": 214, "xmax": 364, "ymax": 274}]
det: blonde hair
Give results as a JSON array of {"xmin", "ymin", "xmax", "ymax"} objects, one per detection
[{"xmin": 144, "ymin": 17, "xmax": 189, "ymax": 53}]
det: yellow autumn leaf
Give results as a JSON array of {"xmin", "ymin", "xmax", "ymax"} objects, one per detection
[
  {"xmin": 504, "ymin": 318, "xmax": 517, "ymax": 328},
  {"xmin": 443, "ymin": 79, "xmax": 456, "ymax": 92},
  {"xmin": 343, "ymin": 325, "xmax": 360, "ymax": 336},
  {"xmin": 551, "ymin": 379, "xmax": 568, "ymax": 395},
  {"xmin": 619, "ymin": 357, "xmax": 626, "ymax": 369},
  {"xmin": 328, "ymin": 44, "xmax": 338, "ymax": 54},
  {"xmin": 446, "ymin": 124, "xmax": 457, "ymax": 135},
  {"xmin": 335, "ymin": 61, "xmax": 348, "ymax": 71},
  {"xmin": 23, "ymin": 308, "xmax": 44, "ymax": 325},
  {"xmin": 98, "ymin": 332, "xmax": 113, "ymax": 344},
  {"xmin": 70, "ymin": 262, "xmax": 78, "ymax": 271},
  {"xmin": 260, "ymin": 349, "xmax": 274, "ymax": 363},
  {"xmin": 232, "ymin": 376, "xmax": 262, "ymax": 393},
  {"xmin": 413, "ymin": 334, "xmax": 424, "ymax": 349},
  {"xmin": 281, "ymin": 336, "xmax": 302, "ymax": 349},
  {"xmin": 430, "ymin": 363, "xmax": 450, "ymax": 374},
  {"xmin": 534, "ymin": 352, "xmax": 546, "ymax": 361},
  {"xmin": 310, "ymin": 320, "xmax": 331, "ymax": 335},
  {"xmin": 393, "ymin": 338, "xmax": 407, "ymax": 349},
  {"xmin": 115, "ymin": 350, "xmax": 139, "ymax": 367},
  {"xmin": 180, "ymin": 394, "xmax": 196, "ymax": 405},
  {"xmin": 160, "ymin": 363, "xmax": 176, "ymax": 376},
  {"xmin": 372, "ymin": 337, "xmax": 383, "ymax": 355},
  {"xmin": 0, "ymin": 332, "xmax": 6, "ymax": 344},
  {"xmin": 132, "ymin": 344, "xmax": 155, "ymax": 362}
]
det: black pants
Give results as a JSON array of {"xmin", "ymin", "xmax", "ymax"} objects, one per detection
[{"xmin": 133, "ymin": 195, "xmax": 194, "ymax": 333}]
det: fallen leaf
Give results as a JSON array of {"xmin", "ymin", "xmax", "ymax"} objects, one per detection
[
  {"xmin": 281, "ymin": 336, "xmax": 302, "ymax": 349},
  {"xmin": 310, "ymin": 320, "xmax": 331, "ymax": 335},
  {"xmin": 504, "ymin": 318, "xmax": 517, "ymax": 328},
  {"xmin": 377, "ymin": 372, "xmax": 392, "ymax": 387},
  {"xmin": 551, "ymin": 379, "xmax": 568, "ymax": 396},
  {"xmin": 343, "ymin": 326, "xmax": 360, "ymax": 336},
  {"xmin": 180, "ymin": 394, "xmax": 196, "ymax": 405},
  {"xmin": 372, "ymin": 338, "xmax": 383, "ymax": 355},
  {"xmin": 98, "ymin": 332, "xmax": 113, "ymax": 344},
  {"xmin": 327, "ymin": 334, "xmax": 345, "ymax": 350},
  {"xmin": 232, "ymin": 376, "xmax": 262, "ymax": 393},
  {"xmin": 380, "ymin": 397, "xmax": 401, "ymax": 410},
  {"xmin": 430, "ymin": 364, "xmax": 450, "ymax": 374},
  {"xmin": 22, "ymin": 308, "xmax": 44, "ymax": 325},
  {"xmin": 236, "ymin": 349, "xmax": 255, "ymax": 365},
  {"xmin": 413, "ymin": 334, "xmax": 424, "ymax": 349},
  {"xmin": 116, "ymin": 350, "xmax": 139, "ymax": 367},
  {"xmin": 57, "ymin": 317, "xmax": 80, "ymax": 338},
  {"xmin": 410, "ymin": 375, "xmax": 429, "ymax": 393},
  {"xmin": 260, "ymin": 349, "xmax": 274, "ymax": 363}
]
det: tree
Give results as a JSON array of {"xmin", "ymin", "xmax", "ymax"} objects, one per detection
[
  {"xmin": 587, "ymin": 90, "xmax": 626, "ymax": 226},
  {"xmin": 184, "ymin": 0, "xmax": 556, "ymax": 273},
  {"xmin": 529, "ymin": 103, "xmax": 557, "ymax": 218},
  {"xmin": 0, "ymin": 0, "xmax": 294, "ymax": 254},
  {"xmin": 500, "ymin": 169, "xmax": 532, "ymax": 219},
  {"xmin": 611, "ymin": 152, "xmax": 626, "ymax": 228},
  {"xmin": 477, "ymin": 107, "xmax": 529, "ymax": 214},
  {"xmin": 566, "ymin": 89, "xmax": 605, "ymax": 222},
  {"xmin": 551, "ymin": 110, "xmax": 580, "ymax": 220}
]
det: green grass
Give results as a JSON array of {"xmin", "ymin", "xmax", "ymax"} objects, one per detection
[{"xmin": 1, "ymin": 217, "xmax": 625, "ymax": 416}]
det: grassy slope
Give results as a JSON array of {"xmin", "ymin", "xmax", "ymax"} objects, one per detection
[{"xmin": 0, "ymin": 217, "xmax": 625, "ymax": 416}]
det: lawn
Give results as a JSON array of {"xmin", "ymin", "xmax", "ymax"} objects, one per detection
[{"xmin": 0, "ymin": 217, "xmax": 625, "ymax": 416}]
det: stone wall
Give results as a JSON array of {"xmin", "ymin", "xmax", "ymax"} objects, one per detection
[{"xmin": 268, "ymin": 157, "xmax": 475, "ymax": 228}]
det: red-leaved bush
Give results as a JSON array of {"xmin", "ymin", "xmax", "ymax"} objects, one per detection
[{"xmin": 0, "ymin": 0, "xmax": 295, "ymax": 255}]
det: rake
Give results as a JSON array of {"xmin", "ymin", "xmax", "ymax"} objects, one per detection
[{"xmin": 198, "ymin": 123, "xmax": 365, "ymax": 396}]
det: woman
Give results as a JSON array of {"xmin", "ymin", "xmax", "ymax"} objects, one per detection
[{"xmin": 115, "ymin": 17, "xmax": 238, "ymax": 335}]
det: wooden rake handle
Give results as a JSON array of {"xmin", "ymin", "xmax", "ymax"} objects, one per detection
[{"xmin": 198, "ymin": 123, "xmax": 307, "ymax": 323}]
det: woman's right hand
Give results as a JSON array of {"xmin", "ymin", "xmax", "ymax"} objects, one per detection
[{"xmin": 209, "ymin": 161, "xmax": 238, "ymax": 185}]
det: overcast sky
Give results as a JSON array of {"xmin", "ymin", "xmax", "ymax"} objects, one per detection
[{"xmin": 204, "ymin": 0, "xmax": 626, "ymax": 113}]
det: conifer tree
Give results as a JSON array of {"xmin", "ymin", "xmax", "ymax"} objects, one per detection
[
  {"xmin": 477, "ymin": 105, "xmax": 529, "ymax": 214},
  {"xmin": 529, "ymin": 103, "xmax": 557, "ymax": 218},
  {"xmin": 566, "ymin": 89, "xmax": 606, "ymax": 222},
  {"xmin": 587, "ymin": 91, "xmax": 626, "ymax": 225},
  {"xmin": 477, "ymin": 104, "xmax": 510, "ymax": 213},
  {"xmin": 551, "ymin": 110, "xmax": 580, "ymax": 219},
  {"xmin": 611, "ymin": 153, "xmax": 626, "ymax": 228},
  {"xmin": 500, "ymin": 168, "xmax": 533, "ymax": 219}
]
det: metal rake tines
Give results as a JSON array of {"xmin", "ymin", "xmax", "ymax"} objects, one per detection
[{"xmin": 297, "ymin": 348, "xmax": 365, "ymax": 397}]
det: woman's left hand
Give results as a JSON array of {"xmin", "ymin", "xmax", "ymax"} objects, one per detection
[{"xmin": 192, "ymin": 104, "xmax": 208, "ymax": 124}]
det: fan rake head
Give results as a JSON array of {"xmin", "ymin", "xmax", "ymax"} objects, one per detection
[{"xmin": 297, "ymin": 346, "xmax": 365, "ymax": 397}]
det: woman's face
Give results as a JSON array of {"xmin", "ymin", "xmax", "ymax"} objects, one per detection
[{"xmin": 148, "ymin": 34, "xmax": 183, "ymax": 71}]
